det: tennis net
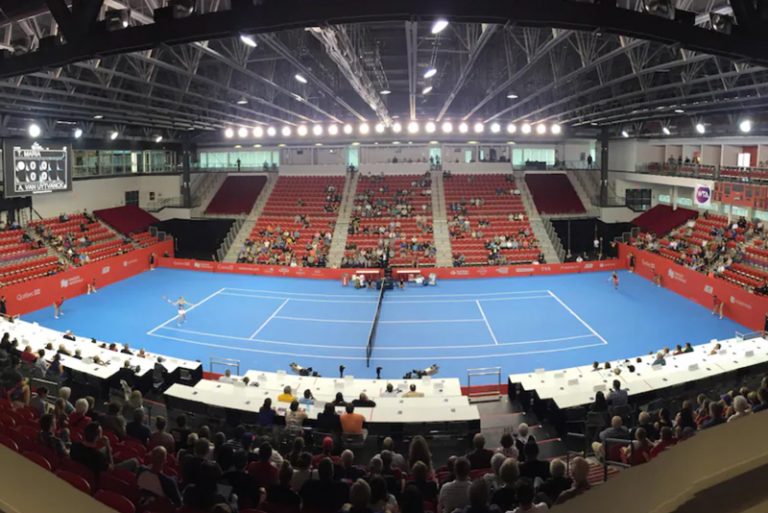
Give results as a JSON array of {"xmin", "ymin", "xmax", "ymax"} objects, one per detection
[{"xmin": 366, "ymin": 282, "xmax": 386, "ymax": 367}]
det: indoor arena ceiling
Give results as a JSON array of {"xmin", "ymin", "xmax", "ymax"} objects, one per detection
[{"xmin": 0, "ymin": 0, "xmax": 767, "ymax": 141}]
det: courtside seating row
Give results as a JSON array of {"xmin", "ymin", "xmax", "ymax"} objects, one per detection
[
  {"xmin": 0, "ymin": 398, "xmax": 177, "ymax": 513},
  {"xmin": 0, "ymin": 264, "xmax": 60, "ymax": 285},
  {"xmin": 0, "ymin": 242, "xmax": 37, "ymax": 256},
  {"xmin": 0, "ymin": 256, "xmax": 58, "ymax": 277},
  {"xmin": 131, "ymin": 232, "xmax": 158, "ymax": 247},
  {"xmin": 0, "ymin": 229, "xmax": 24, "ymax": 243}
]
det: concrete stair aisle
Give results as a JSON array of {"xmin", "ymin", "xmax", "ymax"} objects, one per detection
[
  {"xmin": 222, "ymin": 173, "xmax": 278, "ymax": 262},
  {"xmin": 326, "ymin": 171, "xmax": 359, "ymax": 267},
  {"xmin": 515, "ymin": 171, "xmax": 562, "ymax": 264},
  {"xmin": 565, "ymin": 170, "xmax": 601, "ymax": 217},
  {"xmin": 430, "ymin": 170, "xmax": 453, "ymax": 267},
  {"xmin": 190, "ymin": 172, "xmax": 228, "ymax": 217}
]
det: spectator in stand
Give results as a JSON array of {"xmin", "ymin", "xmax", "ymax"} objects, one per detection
[
  {"xmin": 52, "ymin": 398, "xmax": 70, "ymax": 440},
  {"xmin": 538, "ymin": 459, "xmax": 572, "ymax": 505},
  {"xmin": 248, "ymin": 442, "xmax": 279, "ymax": 487},
  {"xmin": 353, "ymin": 392, "xmax": 377, "ymax": 408},
  {"xmin": 728, "ymin": 395, "xmax": 752, "ymax": 422},
  {"xmin": 467, "ymin": 433, "xmax": 494, "ymax": 469},
  {"xmin": 652, "ymin": 351, "xmax": 667, "ymax": 366},
  {"xmin": 650, "ymin": 427, "xmax": 676, "ymax": 459},
  {"xmin": 701, "ymin": 401, "xmax": 726, "ymax": 430},
  {"xmin": 341, "ymin": 404, "xmax": 366, "ymax": 435},
  {"xmin": 462, "ymin": 478, "xmax": 498, "ymax": 513},
  {"xmin": 46, "ymin": 353, "xmax": 64, "ymax": 381},
  {"xmin": 333, "ymin": 392, "xmax": 348, "ymax": 407},
  {"xmin": 621, "ymin": 427, "xmax": 652, "ymax": 466},
  {"xmin": 182, "ymin": 461, "xmax": 232, "ymax": 512},
  {"xmin": 278, "ymin": 386, "xmax": 295, "ymax": 403},
  {"xmin": 490, "ymin": 459, "xmax": 518, "ymax": 512},
  {"xmin": 607, "ymin": 379, "xmax": 628, "ymax": 407},
  {"xmin": 369, "ymin": 475, "xmax": 398, "ymax": 513},
  {"xmin": 300, "ymin": 458, "xmax": 350, "ymax": 513},
  {"xmin": 380, "ymin": 437, "xmax": 407, "ymax": 471},
  {"xmin": 401, "ymin": 485, "xmax": 425, "ymax": 513},
  {"xmin": 267, "ymin": 462, "xmax": 301, "ymax": 513},
  {"xmin": 285, "ymin": 400, "xmax": 308, "ymax": 435},
  {"xmin": 402, "ymin": 384, "xmax": 424, "ymax": 398},
  {"xmin": 496, "ymin": 433, "xmax": 519, "ymax": 460},
  {"xmin": 554, "ymin": 457, "xmax": 591, "ymax": 505},
  {"xmin": 381, "ymin": 383, "xmax": 399, "ymax": 397},
  {"xmin": 149, "ymin": 415, "xmax": 176, "ymax": 452},
  {"xmin": 137, "ymin": 446, "xmax": 183, "ymax": 507},
  {"xmin": 675, "ymin": 401, "xmax": 697, "ymax": 431},
  {"xmin": 20, "ymin": 345, "xmax": 37, "ymax": 364},
  {"xmin": 519, "ymin": 441, "xmax": 550, "ymax": 481},
  {"xmin": 170, "ymin": 415, "xmax": 192, "ymax": 451},
  {"xmin": 591, "ymin": 416, "xmax": 630, "ymax": 458},
  {"xmin": 126, "ymin": 408, "xmax": 151, "ymax": 445},
  {"xmin": 287, "ymin": 437, "xmax": 305, "ymax": 467},
  {"xmin": 408, "ymin": 435, "xmax": 433, "ymax": 471},
  {"xmin": 514, "ymin": 424, "xmax": 535, "ymax": 462},
  {"xmin": 483, "ymin": 453, "xmax": 507, "ymax": 495},
  {"xmin": 258, "ymin": 398, "xmax": 277, "ymax": 433},
  {"xmin": 29, "ymin": 386, "xmax": 48, "ymax": 417},
  {"xmin": 38, "ymin": 412, "xmax": 68, "ymax": 457},
  {"xmin": 34, "ymin": 349, "xmax": 49, "ymax": 376},
  {"xmin": 299, "ymin": 389, "xmax": 315, "ymax": 406},
  {"xmin": 68, "ymin": 398, "xmax": 92, "ymax": 432},
  {"xmin": 655, "ymin": 408, "xmax": 673, "ymax": 432},
  {"xmin": 438, "ymin": 457, "xmax": 472, "ymax": 513},
  {"xmin": 101, "ymin": 401, "xmax": 127, "ymax": 439},
  {"xmin": 180, "ymin": 437, "xmax": 212, "ymax": 487},
  {"xmin": 752, "ymin": 388, "xmax": 768, "ymax": 413},
  {"xmin": 510, "ymin": 480, "xmax": 548, "ymax": 513},
  {"xmin": 346, "ymin": 479, "xmax": 373, "ymax": 513},
  {"xmin": 316, "ymin": 402, "xmax": 342, "ymax": 434},
  {"xmin": 291, "ymin": 452, "xmax": 314, "ymax": 492},
  {"xmin": 340, "ymin": 449, "xmax": 366, "ymax": 481},
  {"xmin": 313, "ymin": 437, "xmax": 340, "ymax": 467},
  {"xmin": 635, "ymin": 411, "xmax": 658, "ymax": 441},
  {"xmin": 410, "ymin": 461, "xmax": 438, "ymax": 503},
  {"xmin": 70, "ymin": 422, "xmax": 138, "ymax": 476}
]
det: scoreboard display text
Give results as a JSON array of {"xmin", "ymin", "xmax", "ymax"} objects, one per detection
[{"xmin": 3, "ymin": 142, "xmax": 72, "ymax": 197}]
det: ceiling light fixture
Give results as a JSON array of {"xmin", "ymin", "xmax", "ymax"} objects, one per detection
[
  {"xmin": 521, "ymin": 123, "xmax": 532, "ymax": 135},
  {"xmin": 28, "ymin": 123, "xmax": 41, "ymax": 138},
  {"xmin": 225, "ymin": 128, "xmax": 234, "ymax": 138},
  {"xmin": 441, "ymin": 121, "xmax": 453, "ymax": 133},
  {"xmin": 739, "ymin": 119, "xmax": 753, "ymax": 133},
  {"xmin": 328, "ymin": 124, "xmax": 339, "ymax": 136},
  {"xmin": 490, "ymin": 122, "xmax": 501, "ymax": 134},
  {"xmin": 281, "ymin": 126, "xmax": 292, "ymax": 137},
  {"xmin": 507, "ymin": 123, "xmax": 517, "ymax": 134},
  {"xmin": 458, "ymin": 122, "xmax": 469, "ymax": 134},
  {"xmin": 695, "ymin": 123, "xmax": 706, "ymax": 134},
  {"xmin": 343, "ymin": 124, "xmax": 354, "ymax": 135},
  {"xmin": 506, "ymin": 93, "xmax": 518, "ymax": 99},
  {"xmin": 253, "ymin": 126, "xmax": 264, "ymax": 138},
  {"xmin": 313, "ymin": 125, "xmax": 323, "ymax": 136},
  {"xmin": 621, "ymin": 130, "xmax": 629, "ymax": 138},
  {"xmin": 239, "ymin": 34, "xmax": 257, "ymax": 47},
  {"xmin": 375, "ymin": 123, "xmax": 385, "ymax": 134},
  {"xmin": 294, "ymin": 74, "xmax": 308, "ymax": 84},
  {"xmin": 380, "ymin": 89, "xmax": 391, "ymax": 95},
  {"xmin": 73, "ymin": 128, "xmax": 83, "ymax": 139},
  {"xmin": 266, "ymin": 126, "xmax": 277, "ymax": 137},
  {"xmin": 535, "ymin": 124, "xmax": 547, "ymax": 135},
  {"xmin": 662, "ymin": 127, "xmax": 671, "ymax": 135},
  {"xmin": 422, "ymin": 86, "xmax": 433, "ymax": 95},
  {"xmin": 473, "ymin": 122, "xmax": 484, "ymax": 134},
  {"xmin": 359, "ymin": 123, "xmax": 370, "ymax": 135},
  {"xmin": 297, "ymin": 125, "xmax": 308, "ymax": 137},
  {"xmin": 237, "ymin": 127, "xmax": 248, "ymax": 138},
  {"xmin": 431, "ymin": 19, "xmax": 449, "ymax": 34},
  {"xmin": 423, "ymin": 68, "xmax": 437, "ymax": 79},
  {"xmin": 407, "ymin": 121, "xmax": 420, "ymax": 134},
  {"xmin": 425, "ymin": 121, "xmax": 436, "ymax": 134},
  {"xmin": 391, "ymin": 122, "xmax": 402, "ymax": 133},
  {"xmin": 110, "ymin": 130, "xmax": 119, "ymax": 140},
  {"xmin": 155, "ymin": 135, "xmax": 163, "ymax": 143},
  {"xmin": 551, "ymin": 124, "xmax": 562, "ymax": 135}
]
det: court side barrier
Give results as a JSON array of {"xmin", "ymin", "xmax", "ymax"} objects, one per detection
[
  {"xmin": 157, "ymin": 257, "xmax": 621, "ymax": 280},
  {"xmin": 618, "ymin": 243, "xmax": 768, "ymax": 331},
  {"xmin": 5, "ymin": 239, "xmax": 173, "ymax": 316}
]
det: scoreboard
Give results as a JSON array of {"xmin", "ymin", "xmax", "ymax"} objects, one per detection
[{"xmin": 3, "ymin": 141, "xmax": 72, "ymax": 197}]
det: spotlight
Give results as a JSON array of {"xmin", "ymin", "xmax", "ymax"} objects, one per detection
[
  {"xmin": 431, "ymin": 19, "xmax": 449, "ymax": 34},
  {"xmin": 696, "ymin": 123, "xmax": 706, "ymax": 134},
  {"xmin": 109, "ymin": 130, "xmax": 119, "ymax": 140},
  {"xmin": 343, "ymin": 124, "xmax": 354, "ymax": 135},
  {"xmin": 281, "ymin": 126, "xmax": 292, "ymax": 137},
  {"xmin": 328, "ymin": 124, "xmax": 339, "ymax": 136},
  {"xmin": 425, "ymin": 121, "xmax": 436, "ymax": 134},
  {"xmin": 423, "ymin": 68, "xmax": 437, "ymax": 79},
  {"xmin": 224, "ymin": 127, "xmax": 234, "ymax": 138},
  {"xmin": 105, "ymin": 9, "xmax": 131, "ymax": 30},
  {"xmin": 236, "ymin": 96, "xmax": 248, "ymax": 105},
  {"xmin": 674, "ymin": 109, "xmax": 684, "ymax": 114},
  {"xmin": 506, "ymin": 93, "xmax": 519, "ymax": 99},
  {"xmin": 155, "ymin": 135, "xmax": 163, "ymax": 143},
  {"xmin": 297, "ymin": 125, "xmax": 308, "ymax": 137},
  {"xmin": 490, "ymin": 122, "xmax": 501, "ymax": 134},
  {"xmin": 422, "ymin": 86, "xmax": 433, "ymax": 95},
  {"xmin": 237, "ymin": 127, "xmax": 248, "ymax": 138},
  {"xmin": 521, "ymin": 123, "xmax": 532, "ymax": 134},
  {"xmin": 407, "ymin": 121, "xmax": 419, "ymax": 134},
  {"xmin": 294, "ymin": 74, "xmax": 308, "ymax": 84},
  {"xmin": 168, "ymin": 0, "xmax": 195, "ymax": 17},
  {"xmin": 441, "ymin": 121, "xmax": 453, "ymax": 133},
  {"xmin": 73, "ymin": 128, "xmax": 83, "ymax": 139},
  {"xmin": 28, "ymin": 123, "xmax": 41, "ymax": 138},
  {"xmin": 506, "ymin": 123, "xmax": 516, "ymax": 134},
  {"xmin": 239, "ymin": 34, "xmax": 258, "ymax": 47},
  {"xmin": 93, "ymin": 115, "xmax": 103, "ymax": 119},
  {"xmin": 662, "ymin": 127, "xmax": 671, "ymax": 136},
  {"xmin": 266, "ymin": 126, "xmax": 277, "ymax": 137},
  {"xmin": 458, "ymin": 122, "xmax": 469, "ymax": 134},
  {"xmin": 313, "ymin": 125, "xmax": 323, "ymax": 136},
  {"xmin": 359, "ymin": 123, "xmax": 370, "ymax": 135},
  {"xmin": 392, "ymin": 122, "xmax": 402, "ymax": 133},
  {"xmin": 473, "ymin": 122, "xmax": 484, "ymax": 134},
  {"xmin": 380, "ymin": 89, "xmax": 391, "ymax": 95},
  {"xmin": 740, "ymin": 119, "xmax": 752, "ymax": 133},
  {"xmin": 710, "ymin": 12, "xmax": 734, "ymax": 34},
  {"xmin": 621, "ymin": 130, "xmax": 629, "ymax": 138},
  {"xmin": 535, "ymin": 124, "xmax": 547, "ymax": 135},
  {"xmin": 551, "ymin": 124, "xmax": 562, "ymax": 135},
  {"xmin": 252, "ymin": 126, "xmax": 264, "ymax": 138},
  {"xmin": 642, "ymin": 0, "xmax": 674, "ymax": 19},
  {"xmin": 375, "ymin": 123, "xmax": 385, "ymax": 134}
]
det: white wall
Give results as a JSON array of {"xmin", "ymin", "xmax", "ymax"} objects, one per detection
[
  {"xmin": 608, "ymin": 140, "xmax": 638, "ymax": 171},
  {"xmin": 702, "ymin": 145, "xmax": 721, "ymax": 166},
  {"xmin": 722, "ymin": 145, "xmax": 740, "ymax": 167},
  {"xmin": 32, "ymin": 175, "xmax": 182, "ymax": 218}
]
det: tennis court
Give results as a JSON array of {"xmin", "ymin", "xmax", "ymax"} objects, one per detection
[{"xmin": 23, "ymin": 268, "xmax": 745, "ymax": 380}]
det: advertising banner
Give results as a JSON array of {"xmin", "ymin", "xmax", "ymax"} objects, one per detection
[{"xmin": 695, "ymin": 183, "xmax": 713, "ymax": 207}]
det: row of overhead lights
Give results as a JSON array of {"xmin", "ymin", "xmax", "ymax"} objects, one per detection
[
  {"xmin": 27, "ymin": 122, "xmax": 163, "ymax": 143},
  {"xmin": 621, "ymin": 118, "xmax": 755, "ymax": 138},
  {"xmin": 224, "ymin": 121, "xmax": 562, "ymax": 139}
]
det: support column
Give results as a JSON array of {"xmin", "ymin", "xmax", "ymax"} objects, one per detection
[
  {"xmin": 181, "ymin": 142, "xmax": 193, "ymax": 208},
  {"xmin": 600, "ymin": 127, "xmax": 609, "ymax": 207}
]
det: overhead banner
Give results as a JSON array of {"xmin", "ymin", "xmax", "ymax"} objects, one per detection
[
  {"xmin": 3, "ymin": 140, "xmax": 72, "ymax": 197},
  {"xmin": 695, "ymin": 183, "xmax": 712, "ymax": 207}
]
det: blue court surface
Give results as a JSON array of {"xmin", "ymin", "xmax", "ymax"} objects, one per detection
[{"xmin": 24, "ymin": 269, "xmax": 745, "ymax": 381}]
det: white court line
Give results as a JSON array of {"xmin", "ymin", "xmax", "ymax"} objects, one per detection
[
  {"xmin": 249, "ymin": 299, "xmax": 290, "ymax": 339},
  {"xmin": 475, "ymin": 300, "xmax": 499, "ymax": 345},
  {"xmin": 153, "ymin": 326, "xmax": 595, "ymax": 350},
  {"xmin": 547, "ymin": 290, "xmax": 608, "ymax": 345},
  {"xmin": 274, "ymin": 315, "xmax": 484, "ymax": 325},
  {"xmin": 387, "ymin": 295, "xmax": 551, "ymax": 304},
  {"xmin": 219, "ymin": 292, "xmax": 376, "ymax": 304},
  {"xmin": 224, "ymin": 287, "xmax": 549, "ymax": 298},
  {"xmin": 146, "ymin": 331, "xmax": 607, "ymax": 360},
  {"xmin": 146, "ymin": 288, "xmax": 226, "ymax": 335}
]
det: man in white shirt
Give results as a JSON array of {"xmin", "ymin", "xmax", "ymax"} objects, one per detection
[
  {"xmin": 438, "ymin": 457, "xmax": 472, "ymax": 513},
  {"xmin": 218, "ymin": 369, "xmax": 234, "ymax": 383},
  {"xmin": 380, "ymin": 383, "xmax": 399, "ymax": 397}
]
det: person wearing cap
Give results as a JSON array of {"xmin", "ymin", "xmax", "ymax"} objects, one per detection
[{"xmin": 312, "ymin": 437, "xmax": 341, "ymax": 467}]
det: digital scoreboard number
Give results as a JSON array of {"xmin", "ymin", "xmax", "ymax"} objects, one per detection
[{"xmin": 4, "ymin": 142, "xmax": 71, "ymax": 197}]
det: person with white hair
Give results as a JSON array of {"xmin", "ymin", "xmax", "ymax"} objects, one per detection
[
  {"xmin": 727, "ymin": 395, "xmax": 752, "ymax": 422},
  {"xmin": 69, "ymin": 398, "xmax": 91, "ymax": 431},
  {"xmin": 514, "ymin": 423, "xmax": 536, "ymax": 461},
  {"xmin": 555, "ymin": 457, "xmax": 591, "ymax": 505},
  {"xmin": 58, "ymin": 386, "xmax": 74, "ymax": 414},
  {"xmin": 483, "ymin": 452, "xmax": 507, "ymax": 494}
]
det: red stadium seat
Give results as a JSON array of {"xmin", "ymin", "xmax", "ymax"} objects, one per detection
[
  {"xmin": 0, "ymin": 433, "xmax": 19, "ymax": 451},
  {"xmin": 55, "ymin": 469, "xmax": 92, "ymax": 495},
  {"xmin": 58, "ymin": 458, "xmax": 97, "ymax": 490},
  {"xmin": 22, "ymin": 450, "xmax": 52, "ymax": 471},
  {"xmin": 94, "ymin": 490, "xmax": 136, "ymax": 513}
]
